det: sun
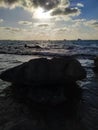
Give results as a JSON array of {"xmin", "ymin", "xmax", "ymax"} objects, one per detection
[{"xmin": 34, "ymin": 7, "xmax": 51, "ymax": 20}]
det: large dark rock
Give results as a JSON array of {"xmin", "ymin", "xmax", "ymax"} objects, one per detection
[
  {"xmin": 0, "ymin": 56, "xmax": 85, "ymax": 104},
  {"xmin": 0, "ymin": 56, "xmax": 86, "ymax": 85}
]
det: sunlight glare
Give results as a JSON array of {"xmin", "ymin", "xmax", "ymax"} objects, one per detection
[{"xmin": 34, "ymin": 7, "xmax": 51, "ymax": 19}]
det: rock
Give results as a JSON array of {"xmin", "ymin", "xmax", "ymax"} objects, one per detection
[
  {"xmin": 0, "ymin": 56, "xmax": 86, "ymax": 85},
  {"xmin": 0, "ymin": 56, "xmax": 85, "ymax": 105},
  {"xmin": 24, "ymin": 44, "xmax": 42, "ymax": 49},
  {"xmin": 93, "ymin": 56, "xmax": 98, "ymax": 73}
]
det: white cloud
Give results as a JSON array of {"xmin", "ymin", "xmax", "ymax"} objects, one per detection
[{"xmin": 77, "ymin": 3, "xmax": 84, "ymax": 8}]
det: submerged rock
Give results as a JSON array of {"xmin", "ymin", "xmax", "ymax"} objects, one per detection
[{"xmin": 0, "ymin": 56, "xmax": 86, "ymax": 85}]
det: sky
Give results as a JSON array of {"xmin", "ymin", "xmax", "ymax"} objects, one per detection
[{"xmin": 0, "ymin": 0, "xmax": 98, "ymax": 40}]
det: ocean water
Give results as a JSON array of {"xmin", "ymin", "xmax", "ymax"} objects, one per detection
[
  {"xmin": 0, "ymin": 40, "xmax": 98, "ymax": 129},
  {"xmin": 0, "ymin": 40, "xmax": 97, "ymax": 86}
]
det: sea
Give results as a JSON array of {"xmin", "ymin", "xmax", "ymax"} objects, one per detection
[{"xmin": 0, "ymin": 40, "xmax": 98, "ymax": 130}]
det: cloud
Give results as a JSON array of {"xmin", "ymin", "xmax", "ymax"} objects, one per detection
[
  {"xmin": 1, "ymin": 0, "xmax": 18, "ymax": 5},
  {"xmin": 0, "ymin": 19, "xmax": 4, "ymax": 23},
  {"xmin": 37, "ymin": 24, "xmax": 49, "ymax": 28},
  {"xmin": 0, "ymin": 0, "xmax": 19, "ymax": 8},
  {"xmin": 18, "ymin": 21, "xmax": 32, "ymax": 25},
  {"xmin": 85, "ymin": 20, "xmax": 98, "ymax": 31},
  {"xmin": 70, "ymin": 19, "xmax": 98, "ymax": 33},
  {"xmin": 0, "ymin": 0, "xmax": 81, "ymax": 17},
  {"xmin": 0, "ymin": 0, "xmax": 60, "ymax": 10},
  {"xmin": 31, "ymin": 0, "xmax": 60, "ymax": 10},
  {"xmin": 51, "ymin": 7, "xmax": 80, "ymax": 17},
  {"xmin": 77, "ymin": 3, "xmax": 84, "ymax": 7},
  {"xmin": 3, "ymin": 27, "xmax": 19, "ymax": 31},
  {"xmin": 91, "ymin": 21, "xmax": 98, "ymax": 27},
  {"xmin": 84, "ymin": 20, "xmax": 98, "ymax": 28},
  {"xmin": 33, "ymin": 22, "xmax": 54, "ymax": 27},
  {"xmin": 54, "ymin": 27, "xmax": 67, "ymax": 33},
  {"xmin": 0, "ymin": 0, "xmax": 83, "ymax": 26},
  {"xmin": 0, "ymin": 26, "xmax": 24, "ymax": 32}
]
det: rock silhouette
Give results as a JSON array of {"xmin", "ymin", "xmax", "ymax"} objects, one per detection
[
  {"xmin": 0, "ymin": 56, "xmax": 86, "ymax": 105},
  {"xmin": 0, "ymin": 56, "xmax": 86, "ymax": 84}
]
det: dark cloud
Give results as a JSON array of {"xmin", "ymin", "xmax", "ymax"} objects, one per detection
[
  {"xmin": 1, "ymin": 0, "xmax": 34, "ymax": 9},
  {"xmin": 51, "ymin": 7, "xmax": 80, "ymax": 16},
  {"xmin": 4, "ymin": 0, "xmax": 18, "ymax": 4},
  {"xmin": 0, "ymin": 0, "xmax": 60, "ymax": 10},
  {"xmin": 32, "ymin": 0, "xmax": 60, "ymax": 10},
  {"xmin": 0, "ymin": 0, "xmax": 18, "ymax": 5}
]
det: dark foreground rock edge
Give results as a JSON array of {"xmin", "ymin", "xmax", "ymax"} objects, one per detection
[{"xmin": 0, "ymin": 93, "xmax": 83, "ymax": 130}]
